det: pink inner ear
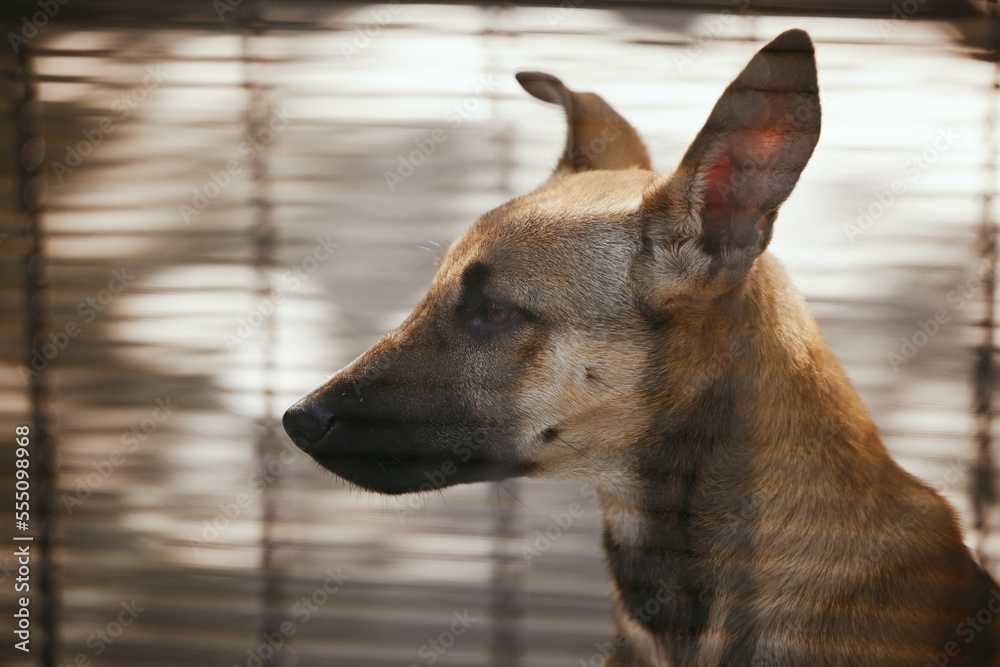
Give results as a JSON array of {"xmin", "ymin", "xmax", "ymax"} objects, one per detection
[
  {"xmin": 703, "ymin": 153, "xmax": 733, "ymax": 207},
  {"xmin": 700, "ymin": 130, "xmax": 782, "ymax": 242},
  {"xmin": 702, "ymin": 127, "xmax": 785, "ymax": 210}
]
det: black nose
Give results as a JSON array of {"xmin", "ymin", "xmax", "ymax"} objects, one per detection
[{"xmin": 282, "ymin": 402, "xmax": 334, "ymax": 452}]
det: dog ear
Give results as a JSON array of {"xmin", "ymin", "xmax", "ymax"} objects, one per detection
[
  {"xmin": 516, "ymin": 71, "xmax": 652, "ymax": 177},
  {"xmin": 641, "ymin": 29, "xmax": 820, "ymax": 288}
]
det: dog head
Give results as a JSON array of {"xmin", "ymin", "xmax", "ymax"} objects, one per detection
[{"xmin": 283, "ymin": 29, "xmax": 821, "ymax": 495}]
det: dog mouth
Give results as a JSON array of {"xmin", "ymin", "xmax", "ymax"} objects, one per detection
[
  {"xmin": 308, "ymin": 450, "xmax": 517, "ymax": 495},
  {"xmin": 283, "ymin": 409, "xmax": 520, "ymax": 495}
]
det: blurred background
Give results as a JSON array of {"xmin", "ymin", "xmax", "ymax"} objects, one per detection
[{"xmin": 1, "ymin": 1, "xmax": 999, "ymax": 665}]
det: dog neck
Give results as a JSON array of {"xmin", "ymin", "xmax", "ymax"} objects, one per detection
[{"xmin": 598, "ymin": 253, "xmax": 895, "ymax": 664}]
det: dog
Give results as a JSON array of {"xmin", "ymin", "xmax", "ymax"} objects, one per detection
[{"xmin": 283, "ymin": 30, "xmax": 1000, "ymax": 666}]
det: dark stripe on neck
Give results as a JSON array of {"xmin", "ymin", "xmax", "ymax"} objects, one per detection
[{"xmin": 605, "ymin": 370, "xmax": 758, "ymax": 665}]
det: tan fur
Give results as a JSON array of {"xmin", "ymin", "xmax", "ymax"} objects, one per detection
[{"xmin": 284, "ymin": 30, "xmax": 999, "ymax": 666}]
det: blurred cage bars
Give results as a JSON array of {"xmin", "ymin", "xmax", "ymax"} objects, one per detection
[
  {"xmin": 976, "ymin": 0, "xmax": 1000, "ymax": 552},
  {"xmin": 13, "ymin": 33, "xmax": 58, "ymax": 667},
  {"xmin": 1, "ymin": 2, "xmax": 1000, "ymax": 666}
]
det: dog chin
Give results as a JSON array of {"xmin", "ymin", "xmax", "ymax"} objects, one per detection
[
  {"xmin": 296, "ymin": 418, "xmax": 523, "ymax": 494},
  {"xmin": 308, "ymin": 453, "xmax": 520, "ymax": 495}
]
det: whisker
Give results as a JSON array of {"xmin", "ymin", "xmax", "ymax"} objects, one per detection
[
  {"xmin": 495, "ymin": 482, "xmax": 505, "ymax": 525},
  {"xmin": 555, "ymin": 433, "xmax": 611, "ymax": 472},
  {"xmin": 589, "ymin": 371, "xmax": 629, "ymax": 398},
  {"xmin": 498, "ymin": 481, "xmax": 534, "ymax": 514}
]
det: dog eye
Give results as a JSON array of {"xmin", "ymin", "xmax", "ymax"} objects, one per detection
[
  {"xmin": 485, "ymin": 300, "xmax": 515, "ymax": 325},
  {"xmin": 466, "ymin": 298, "xmax": 521, "ymax": 332}
]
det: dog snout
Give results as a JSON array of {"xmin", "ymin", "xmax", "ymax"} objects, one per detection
[{"xmin": 282, "ymin": 399, "xmax": 335, "ymax": 452}]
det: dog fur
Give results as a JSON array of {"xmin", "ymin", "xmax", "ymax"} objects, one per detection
[{"xmin": 284, "ymin": 30, "xmax": 1000, "ymax": 666}]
